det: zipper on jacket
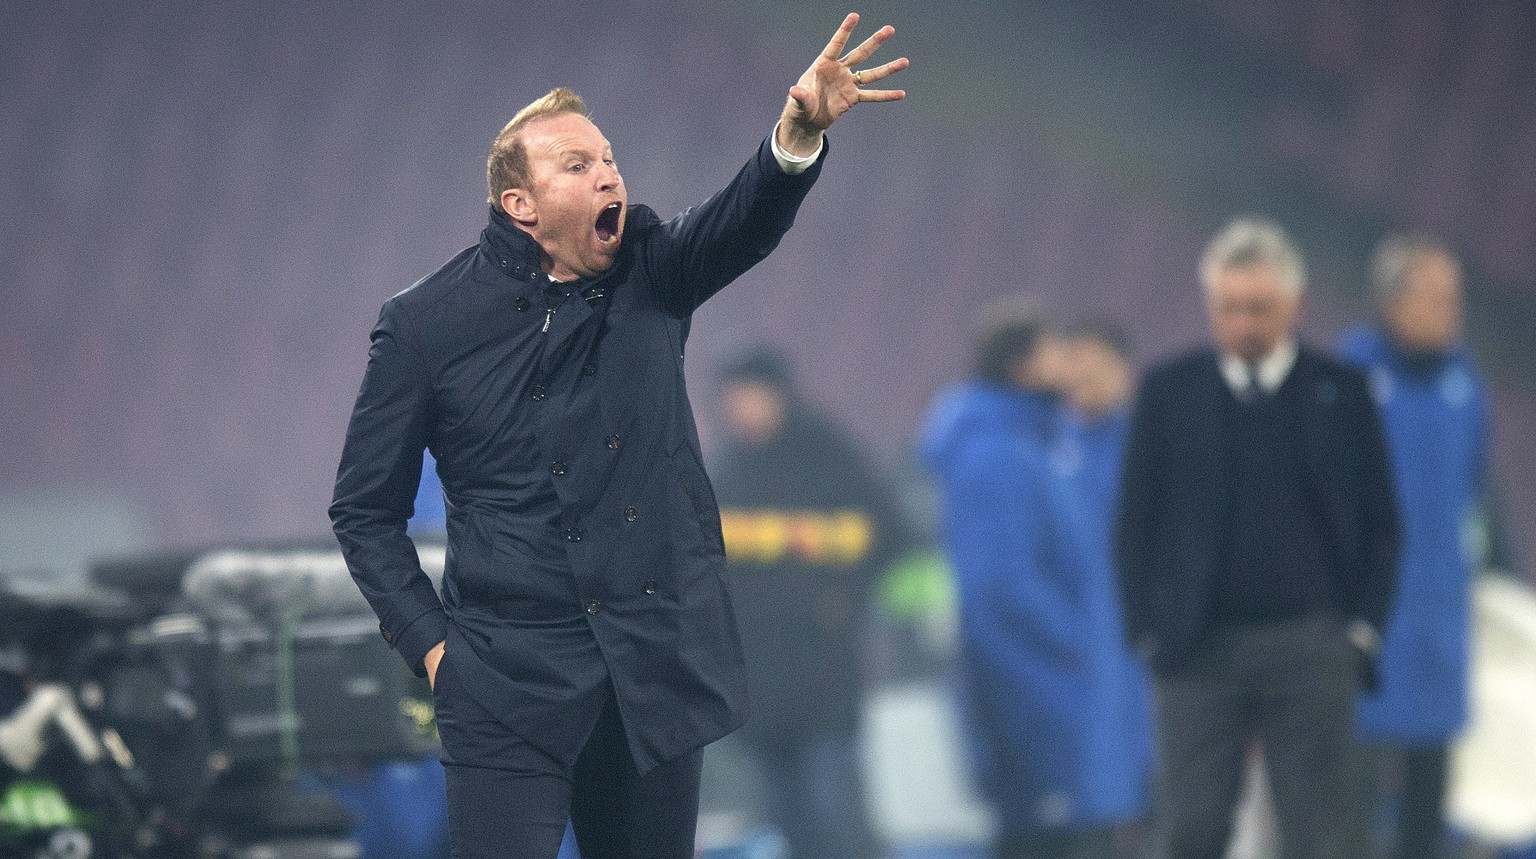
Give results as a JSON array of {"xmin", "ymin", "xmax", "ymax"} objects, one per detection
[{"xmin": 542, "ymin": 291, "xmax": 568, "ymax": 333}]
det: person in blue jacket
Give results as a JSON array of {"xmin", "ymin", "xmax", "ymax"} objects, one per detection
[
  {"xmin": 1053, "ymin": 321, "xmax": 1154, "ymax": 847},
  {"xmin": 1340, "ymin": 234, "xmax": 1489, "ymax": 859},
  {"xmin": 920, "ymin": 299, "xmax": 1133, "ymax": 859}
]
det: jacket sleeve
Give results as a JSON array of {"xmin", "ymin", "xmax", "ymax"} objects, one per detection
[
  {"xmin": 1347, "ymin": 369, "xmax": 1402, "ymax": 635},
  {"xmin": 1113, "ymin": 374, "xmax": 1161, "ymax": 656},
  {"xmin": 645, "ymin": 136, "xmax": 826, "ymax": 316},
  {"xmin": 329, "ymin": 299, "xmax": 447, "ymax": 677}
]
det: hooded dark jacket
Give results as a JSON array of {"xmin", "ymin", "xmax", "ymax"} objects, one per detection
[{"xmin": 711, "ymin": 402, "xmax": 908, "ymax": 743}]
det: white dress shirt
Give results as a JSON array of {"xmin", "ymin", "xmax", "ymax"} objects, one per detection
[{"xmin": 1219, "ymin": 339, "xmax": 1298, "ymax": 397}]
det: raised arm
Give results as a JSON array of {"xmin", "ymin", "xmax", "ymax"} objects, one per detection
[{"xmin": 649, "ymin": 13, "xmax": 910, "ymax": 313}]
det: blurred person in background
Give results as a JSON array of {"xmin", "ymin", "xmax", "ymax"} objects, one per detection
[
  {"xmin": 1115, "ymin": 217, "xmax": 1400, "ymax": 859},
  {"xmin": 709, "ymin": 344, "xmax": 911, "ymax": 859},
  {"xmin": 329, "ymin": 16, "xmax": 909, "ymax": 858},
  {"xmin": 1339, "ymin": 234, "xmax": 1489, "ymax": 859},
  {"xmin": 1057, "ymin": 321, "xmax": 1135, "ymax": 523},
  {"xmin": 920, "ymin": 298, "xmax": 1129, "ymax": 859},
  {"xmin": 1054, "ymin": 320, "xmax": 1154, "ymax": 856}
]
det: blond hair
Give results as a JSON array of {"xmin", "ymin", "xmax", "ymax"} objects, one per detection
[{"xmin": 486, "ymin": 87, "xmax": 589, "ymax": 212}]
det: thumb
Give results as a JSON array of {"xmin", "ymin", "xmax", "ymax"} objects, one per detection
[{"xmin": 788, "ymin": 85, "xmax": 811, "ymax": 108}]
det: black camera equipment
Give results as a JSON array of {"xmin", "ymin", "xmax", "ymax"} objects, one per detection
[{"xmin": 2, "ymin": 539, "xmax": 447, "ymax": 858}]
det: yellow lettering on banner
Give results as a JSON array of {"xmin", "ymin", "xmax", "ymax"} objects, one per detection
[
  {"xmin": 719, "ymin": 509, "xmax": 874, "ymax": 567},
  {"xmin": 758, "ymin": 513, "xmax": 787, "ymax": 563},
  {"xmin": 787, "ymin": 513, "xmax": 828, "ymax": 562},
  {"xmin": 830, "ymin": 510, "xmax": 873, "ymax": 564},
  {"xmin": 720, "ymin": 510, "xmax": 753, "ymax": 561},
  {"xmin": 721, "ymin": 510, "xmax": 786, "ymax": 562}
]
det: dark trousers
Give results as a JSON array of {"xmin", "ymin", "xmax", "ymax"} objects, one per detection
[
  {"xmin": 994, "ymin": 827, "xmax": 1117, "ymax": 859},
  {"xmin": 1152, "ymin": 614, "xmax": 1359, "ymax": 859},
  {"xmin": 744, "ymin": 729, "xmax": 879, "ymax": 859},
  {"xmin": 1346, "ymin": 742, "xmax": 1450, "ymax": 859},
  {"xmin": 434, "ymin": 655, "xmax": 703, "ymax": 859}
]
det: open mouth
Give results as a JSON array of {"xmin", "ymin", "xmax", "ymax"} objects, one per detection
[{"xmin": 595, "ymin": 202, "xmax": 622, "ymax": 243}]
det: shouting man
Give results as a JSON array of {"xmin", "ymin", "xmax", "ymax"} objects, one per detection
[{"xmin": 329, "ymin": 15, "xmax": 907, "ymax": 859}]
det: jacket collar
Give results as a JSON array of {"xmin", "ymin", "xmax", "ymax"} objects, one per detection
[
  {"xmin": 480, "ymin": 206, "xmax": 547, "ymax": 283},
  {"xmin": 1373, "ymin": 325, "xmax": 1457, "ymax": 379}
]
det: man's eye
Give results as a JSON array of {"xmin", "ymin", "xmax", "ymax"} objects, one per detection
[{"xmin": 570, "ymin": 163, "xmax": 585, "ymax": 173}]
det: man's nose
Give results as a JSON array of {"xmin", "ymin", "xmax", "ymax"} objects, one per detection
[{"xmin": 596, "ymin": 164, "xmax": 621, "ymax": 191}]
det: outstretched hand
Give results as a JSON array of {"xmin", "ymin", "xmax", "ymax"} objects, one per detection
[{"xmin": 778, "ymin": 12, "xmax": 908, "ymax": 157}]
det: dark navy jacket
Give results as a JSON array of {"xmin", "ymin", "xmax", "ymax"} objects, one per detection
[
  {"xmin": 330, "ymin": 137, "xmax": 825, "ymax": 773},
  {"xmin": 1114, "ymin": 346, "xmax": 1401, "ymax": 677},
  {"xmin": 711, "ymin": 404, "xmax": 909, "ymax": 744}
]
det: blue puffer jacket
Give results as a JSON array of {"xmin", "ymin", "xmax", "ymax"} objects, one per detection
[
  {"xmin": 920, "ymin": 382, "xmax": 1148, "ymax": 831},
  {"xmin": 1339, "ymin": 326, "xmax": 1489, "ymax": 743}
]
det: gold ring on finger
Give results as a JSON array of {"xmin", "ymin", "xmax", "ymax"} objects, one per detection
[{"xmin": 853, "ymin": 69, "xmax": 864, "ymax": 86}]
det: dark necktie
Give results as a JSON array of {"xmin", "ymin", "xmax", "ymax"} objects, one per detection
[{"xmin": 1243, "ymin": 362, "xmax": 1265, "ymax": 403}]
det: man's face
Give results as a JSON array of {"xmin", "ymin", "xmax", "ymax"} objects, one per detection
[
  {"xmin": 720, "ymin": 381, "xmax": 785, "ymax": 445},
  {"xmin": 1205, "ymin": 262, "xmax": 1300, "ymax": 363},
  {"xmin": 1007, "ymin": 332, "xmax": 1069, "ymax": 393},
  {"xmin": 1064, "ymin": 336, "xmax": 1131, "ymax": 417},
  {"xmin": 1385, "ymin": 251, "xmax": 1463, "ymax": 353},
  {"xmin": 504, "ymin": 113, "xmax": 627, "ymax": 281}
]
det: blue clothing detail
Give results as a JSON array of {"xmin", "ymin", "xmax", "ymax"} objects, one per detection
[
  {"xmin": 1052, "ymin": 408, "xmax": 1154, "ymax": 819},
  {"xmin": 410, "ymin": 451, "xmax": 448, "ymax": 534},
  {"xmin": 920, "ymin": 383, "xmax": 1149, "ymax": 829},
  {"xmin": 1339, "ymin": 327, "xmax": 1489, "ymax": 742},
  {"xmin": 302, "ymin": 757, "xmax": 450, "ymax": 859}
]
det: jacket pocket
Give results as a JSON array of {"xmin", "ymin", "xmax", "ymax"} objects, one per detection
[{"xmin": 670, "ymin": 445, "xmax": 727, "ymax": 556}]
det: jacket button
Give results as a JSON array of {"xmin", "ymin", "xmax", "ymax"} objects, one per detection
[
  {"xmin": 643, "ymin": 580, "xmax": 657, "ymax": 595},
  {"xmin": 565, "ymin": 527, "xmax": 585, "ymax": 542},
  {"xmin": 514, "ymin": 297, "xmax": 530, "ymax": 312},
  {"xmin": 531, "ymin": 385, "xmax": 546, "ymax": 401},
  {"xmin": 606, "ymin": 435, "xmax": 622, "ymax": 450},
  {"xmin": 623, "ymin": 506, "xmax": 638, "ymax": 522},
  {"xmin": 586, "ymin": 600, "xmax": 601, "ymax": 615},
  {"xmin": 550, "ymin": 460, "xmax": 568, "ymax": 476},
  {"xmin": 582, "ymin": 363, "xmax": 598, "ymax": 376}
]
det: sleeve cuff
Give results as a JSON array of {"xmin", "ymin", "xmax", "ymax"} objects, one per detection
[
  {"xmin": 391, "ymin": 607, "xmax": 449, "ymax": 678},
  {"xmin": 769, "ymin": 121, "xmax": 823, "ymax": 174},
  {"xmin": 1348, "ymin": 619, "xmax": 1381, "ymax": 655}
]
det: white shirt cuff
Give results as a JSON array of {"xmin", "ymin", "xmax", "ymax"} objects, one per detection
[
  {"xmin": 769, "ymin": 122, "xmax": 822, "ymax": 174},
  {"xmin": 1348, "ymin": 620, "xmax": 1381, "ymax": 655}
]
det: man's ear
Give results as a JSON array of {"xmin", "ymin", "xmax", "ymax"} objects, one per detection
[{"xmin": 501, "ymin": 188, "xmax": 536, "ymax": 228}]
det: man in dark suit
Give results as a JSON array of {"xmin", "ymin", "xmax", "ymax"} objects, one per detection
[
  {"xmin": 329, "ymin": 15, "xmax": 908, "ymax": 859},
  {"xmin": 1114, "ymin": 217, "xmax": 1400, "ymax": 859}
]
